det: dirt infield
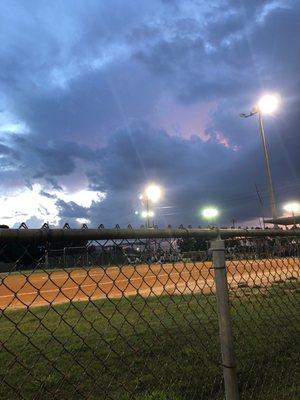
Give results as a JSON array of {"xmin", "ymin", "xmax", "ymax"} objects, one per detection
[{"xmin": 0, "ymin": 258, "xmax": 298, "ymax": 309}]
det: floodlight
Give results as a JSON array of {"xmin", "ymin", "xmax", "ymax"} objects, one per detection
[
  {"xmin": 141, "ymin": 210, "xmax": 154, "ymax": 218},
  {"xmin": 283, "ymin": 202, "xmax": 300, "ymax": 214},
  {"xmin": 258, "ymin": 94, "xmax": 280, "ymax": 114},
  {"xmin": 145, "ymin": 184, "xmax": 162, "ymax": 203},
  {"xmin": 141, "ymin": 210, "xmax": 148, "ymax": 218},
  {"xmin": 201, "ymin": 207, "xmax": 219, "ymax": 220}
]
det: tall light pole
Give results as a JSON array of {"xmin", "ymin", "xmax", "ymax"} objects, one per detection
[
  {"xmin": 141, "ymin": 210, "xmax": 154, "ymax": 228},
  {"xmin": 139, "ymin": 184, "xmax": 162, "ymax": 228},
  {"xmin": 145, "ymin": 196, "xmax": 150, "ymax": 228},
  {"xmin": 240, "ymin": 94, "xmax": 280, "ymax": 222}
]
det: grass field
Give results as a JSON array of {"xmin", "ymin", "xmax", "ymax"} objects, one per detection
[{"xmin": 0, "ymin": 278, "xmax": 299, "ymax": 400}]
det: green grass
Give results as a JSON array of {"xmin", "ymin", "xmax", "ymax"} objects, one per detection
[{"xmin": 0, "ymin": 280, "xmax": 299, "ymax": 400}]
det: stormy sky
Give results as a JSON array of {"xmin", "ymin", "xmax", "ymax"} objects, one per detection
[{"xmin": 0, "ymin": 0, "xmax": 299, "ymax": 228}]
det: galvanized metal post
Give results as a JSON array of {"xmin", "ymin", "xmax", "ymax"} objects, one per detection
[
  {"xmin": 63, "ymin": 247, "xmax": 67, "ymax": 269},
  {"xmin": 211, "ymin": 237, "xmax": 239, "ymax": 400},
  {"xmin": 45, "ymin": 249, "xmax": 49, "ymax": 269}
]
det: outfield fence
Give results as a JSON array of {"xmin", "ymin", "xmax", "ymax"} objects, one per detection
[{"xmin": 0, "ymin": 226, "xmax": 299, "ymax": 400}]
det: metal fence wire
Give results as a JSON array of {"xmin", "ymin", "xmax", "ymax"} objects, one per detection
[{"xmin": 0, "ymin": 226, "xmax": 299, "ymax": 400}]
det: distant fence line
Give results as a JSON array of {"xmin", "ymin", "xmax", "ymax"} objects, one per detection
[{"xmin": 1, "ymin": 226, "xmax": 300, "ymax": 242}]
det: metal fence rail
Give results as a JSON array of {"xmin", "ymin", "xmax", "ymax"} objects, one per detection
[{"xmin": 0, "ymin": 226, "xmax": 299, "ymax": 400}]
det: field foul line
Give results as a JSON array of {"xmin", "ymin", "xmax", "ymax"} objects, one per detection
[
  {"xmin": 2, "ymin": 281, "xmax": 198, "ymax": 310},
  {"xmin": 0, "ymin": 270, "xmax": 204, "ymax": 299},
  {"xmin": 0, "ymin": 266, "xmax": 294, "ymax": 300},
  {"xmin": 3, "ymin": 269, "xmax": 296, "ymax": 310}
]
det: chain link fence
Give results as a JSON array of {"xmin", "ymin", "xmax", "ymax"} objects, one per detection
[
  {"xmin": 225, "ymin": 235, "xmax": 300, "ymax": 400},
  {"xmin": 0, "ymin": 226, "xmax": 299, "ymax": 399}
]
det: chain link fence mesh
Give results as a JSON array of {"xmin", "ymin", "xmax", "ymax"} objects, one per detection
[
  {"xmin": 225, "ymin": 235, "xmax": 300, "ymax": 400},
  {"xmin": 0, "ymin": 227, "xmax": 299, "ymax": 399}
]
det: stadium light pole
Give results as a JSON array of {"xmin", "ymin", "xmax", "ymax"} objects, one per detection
[
  {"xmin": 139, "ymin": 184, "xmax": 162, "ymax": 228},
  {"xmin": 146, "ymin": 196, "xmax": 150, "ymax": 228},
  {"xmin": 240, "ymin": 94, "xmax": 280, "ymax": 223},
  {"xmin": 141, "ymin": 210, "xmax": 155, "ymax": 227}
]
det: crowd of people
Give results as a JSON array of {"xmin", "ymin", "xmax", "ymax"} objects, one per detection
[
  {"xmin": 225, "ymin": 236, "xmax": 299, "ymax": 258},
  {"xmin": 125, "ymin": 234, "xmax": 300, "ymax": 265}
]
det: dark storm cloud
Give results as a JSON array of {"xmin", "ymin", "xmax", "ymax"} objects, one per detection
[
  {"xmin": 0, "ymin": 0, "xmax": 170, "ymax": 144},
  {"xmin": 75, "ymin": 124, "xmax": 272, "ymax": 226},
  {"xmin": 0, "ymin": 134, "xmax": 96, "ymax": 184},
  {"xmin": 56, "ymin": 199, "xmax": 89, "ymax": 219},
  {"xmin": 11, "ymin": 61, "xmax": 159, "ymax": 144},
  {"xmin": 204, "ymin": 13, "xmax": 244, "ymax": 47},
  {"xmin": 19, "ymin": 136, "xmax": 93, "ymax": 177},
  {"xmin": 0, "ymin": 143, "xmax": 18, "ymax": 157},
  {"xmin": 82, "ymin": 120, "xmax": 300, "ymax": 226},
  {"xmin": 0, "ymin": 0, "xmax": 299, "ymax": 226},
  {"xmin": 135, "ymin": 2, "xmax": 300, "ymax": 104}
]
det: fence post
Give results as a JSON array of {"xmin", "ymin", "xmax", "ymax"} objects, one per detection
[
  {"xmin": 211, "ymin": 237, "xmax": 239, "ymax": 400},
  {"xmin": 63, "ymin": 247, "xmax": 67, "ymax": 269}
]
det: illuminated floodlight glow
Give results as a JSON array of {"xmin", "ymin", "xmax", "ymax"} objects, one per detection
[
  {"xmin": 201, "ymin": 207, "xmax": 219, "ymax": 220},
  {"xmin": 258, "ymin": 94, "xmax": 280, "ymax": 114},
  {"xmin": 141, "ymin": 210, "xmax": 154, "ymax": 218},
  {"xmin": 145, "ymin": 184, "xmax": 162, "ymax": 203},
  {"xmin": 134, "ymin": 210, "xmax": 139, "ymax": 215},
  {"xmin": 283, "ymin": 202, "xmax": 300, "ymax": 214}
]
